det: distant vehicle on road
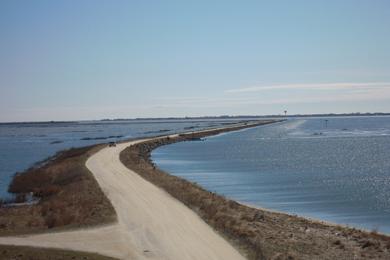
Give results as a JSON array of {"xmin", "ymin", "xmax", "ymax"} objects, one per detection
[{"xmin": 108, "ymin": 142, "xmax": 116, "ymax": 147}]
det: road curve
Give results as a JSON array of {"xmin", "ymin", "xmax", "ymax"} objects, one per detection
[{"xmin": 0, "ymin": 139, "xmax": 245, "ymax": 260}]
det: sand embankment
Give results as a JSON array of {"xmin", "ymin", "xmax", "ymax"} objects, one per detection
[{"xmin": 0, "ymin": 128, "xmax": 254, "ymax": 259}]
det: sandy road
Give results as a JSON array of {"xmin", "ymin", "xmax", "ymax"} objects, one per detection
[{"xmin": 0, "ymin": 139, "xmax": 245, "ymax": 260}]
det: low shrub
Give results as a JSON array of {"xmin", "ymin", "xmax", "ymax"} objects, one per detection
[{"xmin": 0, "ymin": 144, "xmax": 116, "ymax": 235}]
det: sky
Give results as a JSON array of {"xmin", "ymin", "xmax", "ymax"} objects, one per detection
[{"xmin": 1, "ymin": 0, "xmax": 390, "ymax": 122}]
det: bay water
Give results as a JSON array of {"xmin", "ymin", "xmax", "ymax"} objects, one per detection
[{"xmin": 152, "ymin": 116, "xmax": 390, "ymax": 233}]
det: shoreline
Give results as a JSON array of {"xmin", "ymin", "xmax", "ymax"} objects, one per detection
[
  {"xmin": 242, "ymin": 201, "xmax": 390, "ymax": 237},
  {"xmin": 153, "ymin": 119, "xmax": 390, "ymax": 237},
  {"xmin": 0, "ymin": 122, "xmax": 269, "ymax": 259},
  {"xmin": 0, "ymin": 120, "xmax": 389, "ymax": 259},
  {"xmin": 120, "ymin": 121, "xmax": 390, "ymax": 259},
  {"xmin": 0, "ymin": 121, "xmax": 273, "ymax": 259},
  {"xmin": 0, "ymin": 144, "xmax": 116, "ymax": 236}
]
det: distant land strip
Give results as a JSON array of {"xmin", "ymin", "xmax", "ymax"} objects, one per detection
[{"xmin": 1, "ymin": 112, "xmax": 390, "ymax": 124}]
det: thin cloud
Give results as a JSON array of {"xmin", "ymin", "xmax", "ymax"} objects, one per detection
[
  {"xmin": 155, "ymin": 83, "xmax": 390, "ymax": 109},
  {"xmin": 225, "ymin": 82, "xmax": 390, "ymax": 93}
]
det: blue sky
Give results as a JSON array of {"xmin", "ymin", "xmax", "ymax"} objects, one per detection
[{"xmin": 1, "ymin": 0, "xmax": 390, "ymax": 122}]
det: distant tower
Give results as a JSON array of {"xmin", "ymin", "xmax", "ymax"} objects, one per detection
[{"xmin": 284, "ymin": 110, "xmax": 287, "ymax": 117}]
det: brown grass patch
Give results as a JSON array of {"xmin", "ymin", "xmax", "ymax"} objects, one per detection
[{"xmin": 0, "ymin": 145, "xmax": 116, "ymax": 236}]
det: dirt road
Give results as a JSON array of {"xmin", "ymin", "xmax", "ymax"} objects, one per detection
[{"xmin": 0, "ymin": 139, "xmax": 245, "ymax": 260}]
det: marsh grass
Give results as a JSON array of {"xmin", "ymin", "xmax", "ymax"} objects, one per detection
[{"xmin": 0, "ymin": 145, "xmax": 116, "ymax": 236}]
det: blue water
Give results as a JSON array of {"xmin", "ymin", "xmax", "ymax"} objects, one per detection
[
  {"xmin": 0, "ymin": 119, "xmax": 245, "ymax": 199},
  {"xmin": 152, "ymin": 116, "xmax": 390, "ymax": 234}
]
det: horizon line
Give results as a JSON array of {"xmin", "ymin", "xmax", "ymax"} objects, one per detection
[{"xmin": 1, "ymin": 112, "xmax": 390, "ymax": 124}]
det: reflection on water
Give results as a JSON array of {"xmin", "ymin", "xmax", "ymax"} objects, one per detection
[{"xmin": 152, "ymin": 116, "xmax": 390, "ymax": 234}]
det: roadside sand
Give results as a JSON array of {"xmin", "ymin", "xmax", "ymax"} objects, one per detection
[{"xmin": 0, "ymin": 139, "xmax": 245, "ymax": 260}]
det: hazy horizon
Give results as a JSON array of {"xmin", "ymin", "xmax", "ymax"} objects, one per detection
[
  {"xmin": 1, "ymin": 0, "xmax": 390, "ymax": 122},
  {"xmin": 2, "ymin": 112, "xmax": 390, "ymax": 124}
]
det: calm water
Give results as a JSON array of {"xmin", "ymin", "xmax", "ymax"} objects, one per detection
[
  {"xmin": 0, "ymin": 119, "xmax": 244, "ymax": 199},
  {"xmin": 152, "ymin": 116, "xmax": 390, "ymax": 234}
]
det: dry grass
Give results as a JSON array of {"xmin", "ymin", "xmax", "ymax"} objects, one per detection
[
  {"xmin": 0, "ymin": 144, "xmax": 116, "ymax": 236},
  {"xmin": 0, "ymin": 245, "xmax": 116, "ymax": 260},
  {"xmin": 120, "ymin": 121, "xmax": 390, "ymax": 260}
]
